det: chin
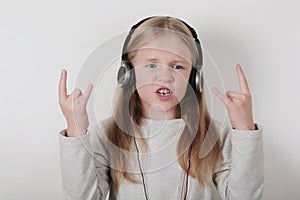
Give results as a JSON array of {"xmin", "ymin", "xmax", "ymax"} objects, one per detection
[{"xmin": 151, "ymin": 102, "xmax": 178, "ymax": 113}]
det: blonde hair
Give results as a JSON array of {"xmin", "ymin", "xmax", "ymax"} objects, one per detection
[{"xmin": 107, "ymin": 16, "xmax": 220, "ymax": 193}]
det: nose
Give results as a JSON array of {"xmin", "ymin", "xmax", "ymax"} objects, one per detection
[{"xmin": 156, "ymin": 65, "xmax": 174, "ymax": 83}]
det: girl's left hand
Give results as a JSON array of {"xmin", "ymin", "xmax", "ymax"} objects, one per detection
[{"xmin": 212, "ymin": 64, "xmax": 255, "ymax": 130}]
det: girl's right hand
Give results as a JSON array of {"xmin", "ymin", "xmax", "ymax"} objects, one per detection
[{"xmin": 58, "ymin": 69, "xmax": 93, "ymax": 137}]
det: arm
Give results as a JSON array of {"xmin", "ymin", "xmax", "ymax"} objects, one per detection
[
  {"xmin": 212, "ymin": 64, "xmax": 264, "ymax": 199},
  {"xmin": 213, "ymin": 123, "xmax": 264, "ymax": 200},
  {"xmin": 58, "ymin": 69, "xmax": 111, "ymax": 199},
  {"xmin": 59, "ymin": 123, "xmax": 111, "ymax": 200}
]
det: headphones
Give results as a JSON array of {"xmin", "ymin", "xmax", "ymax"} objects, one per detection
[{"xmin": 117, "ymin": 16, "xmax": 204, "ymax": 95}]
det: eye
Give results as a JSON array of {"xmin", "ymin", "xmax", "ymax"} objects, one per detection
[
  {"xmin": 145, "ymin": 63, "xmax": 158, "ymax": 69},
  {"xmin": 172, "ymin": 65, "xmax": 183, "ymax": 70}
]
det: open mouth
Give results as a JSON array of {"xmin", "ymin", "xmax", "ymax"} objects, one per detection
[{"xmin": 156, "ymin": 87, "xmax": 172, "ymax": 96}]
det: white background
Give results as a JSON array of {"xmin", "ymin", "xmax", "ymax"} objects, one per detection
[{"xmin": 1, "ymin": 0, "xmax": 300, "ymax": 199}]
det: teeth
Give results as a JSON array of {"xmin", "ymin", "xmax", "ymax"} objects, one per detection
[{"xmin": 157, "ymin": 88, "xmax": 171, "ymax": 96}]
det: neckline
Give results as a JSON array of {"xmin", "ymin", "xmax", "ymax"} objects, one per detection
[{"xmin": 141, "ymin": 117, "xmax": 184, "ymax": 125}]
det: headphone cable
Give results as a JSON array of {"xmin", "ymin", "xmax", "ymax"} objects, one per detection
[
  {"xmin": 180, "ymin": 144, "xmax": 192, "ymax": 200},
  {"xmin": 183, "ymin": 151, "xmax": 191, "ymax": 200},
  {"xmin": 133, "ymin": 135, "xmax": 150, "ymax": 200},
  {"xmin": 133, "ymin": 133, "xmax": 193, "ymax": 200}
]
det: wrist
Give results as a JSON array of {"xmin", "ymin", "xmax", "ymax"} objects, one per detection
[{"xmin": 66, "ymin": 127, "xmax": 87, "ymax": 137}]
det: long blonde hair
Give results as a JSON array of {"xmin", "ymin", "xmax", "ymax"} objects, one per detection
[{"xmin": 107, "ymin": 16, "xmax": 220, "ymax": 192}]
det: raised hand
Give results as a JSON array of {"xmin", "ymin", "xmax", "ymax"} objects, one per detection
[
  {"xmin": 58, "ymin": 69, "xmax": 93, "ymax": 137},
  {"xmin": 212, "ymin": 64, "xmax": 255, "ymax": 130}
]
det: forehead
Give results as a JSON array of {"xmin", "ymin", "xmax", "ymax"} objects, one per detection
[{"xmin": 134, "ymin": 33, "xmax": 193, "ymax": 63}]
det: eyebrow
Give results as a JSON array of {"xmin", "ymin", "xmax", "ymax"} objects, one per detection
[
  {"xmin": 144, "ymin": 58, "xmax": 188, "ymax": 64},
  {"xmin": 145, "ymin": 58, "xmax": 159, "ymax": 62}
]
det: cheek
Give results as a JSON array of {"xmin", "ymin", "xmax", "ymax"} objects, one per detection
[
  {"xmin": 173, "ymin": 72, "xmax": 191, "ymax": 98},
  {"xmin": 175, "ymin": 82, "xmax": 188, "ymax": 99},
  {"xmin": 134, "ymin": 69, "xmax": 154, "ymax": 88},
  {"xmin": 136, "ymin": 85, "xmax": 153, "ymax": 100}
]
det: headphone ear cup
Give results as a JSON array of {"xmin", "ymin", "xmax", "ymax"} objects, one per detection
[
  {"xmin": 189, "ymin": 67, "xmax": 203, "ymax": 94},
  {"xmin": 117, "ymin": 62, "xmax": 135, "ymax": 88},
  {"xmin": 198, "ymin": 68, "xmax": 204, "ymax": 93},
  {"xmin": 189, "ymin": 67, "xmax": 197, "ymax": 92}
]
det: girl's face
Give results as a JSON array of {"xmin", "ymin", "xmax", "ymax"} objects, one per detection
[{"xmin": 131, "ymin": 33, "xmax": 193, "ymax": 120}]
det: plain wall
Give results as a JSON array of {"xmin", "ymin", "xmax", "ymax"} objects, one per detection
[{"xmin": 1, "ymin": 0, "xmax": 299, "ymax": 199}]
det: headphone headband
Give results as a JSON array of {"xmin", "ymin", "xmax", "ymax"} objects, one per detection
[{"xmin": 121, "ymin": 16, "xmax": 153, "ymax": 61}]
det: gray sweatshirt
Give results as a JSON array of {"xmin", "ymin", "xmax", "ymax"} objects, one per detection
[{"xmin": 59, "ymin": 117, "xmax": 264, "ymax": 200}]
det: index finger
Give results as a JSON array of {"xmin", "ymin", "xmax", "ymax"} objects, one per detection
[
  {"xmin": 59, "ymin": 69, "xmax": 68, "ymax": 101},
  {"xmin": 236, "ymin": 64, "xmax": 251, "ymax": 94}
]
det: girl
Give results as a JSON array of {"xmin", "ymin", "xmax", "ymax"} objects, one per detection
[{"xmin": 58, "ymin": 16, "xmax": 263, "ymax": 200}]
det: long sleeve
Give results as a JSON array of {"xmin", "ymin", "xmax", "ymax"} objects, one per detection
[
  {"xmin": 59, "ymin": 123, "xmax": 111, "ymax": 200},
  {"xmin": 213, "ymin": 123, "xmax": 264, "ymax": 200}
]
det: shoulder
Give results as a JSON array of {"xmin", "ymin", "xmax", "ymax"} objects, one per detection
[
  {"xmin": 210, "ymin": 118, "xmax": 231, "ymax": 147},
  {"xmin": 197, "ymin": 118, "xmax": 231, "ymax": 159},
  {"xmin": 91, "ymin": 116, "xmax": 114, "ymax": 134},
  {"xmin": 89, "ymin": 116, "xmax": 114, "ymax": 143}
]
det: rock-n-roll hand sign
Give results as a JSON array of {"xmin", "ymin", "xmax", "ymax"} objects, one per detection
[
  {"xmin": 212, "ymin": 64, "xmax": 256, "ymax": 131},
  {"xmin": 58, "ymin": 69, "xmax": 93, "ymax": 137}
]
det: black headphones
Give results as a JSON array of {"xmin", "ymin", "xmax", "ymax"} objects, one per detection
[{"xmin": 117, "ymin": 16, "xmax": 204, "ymax": 95}]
